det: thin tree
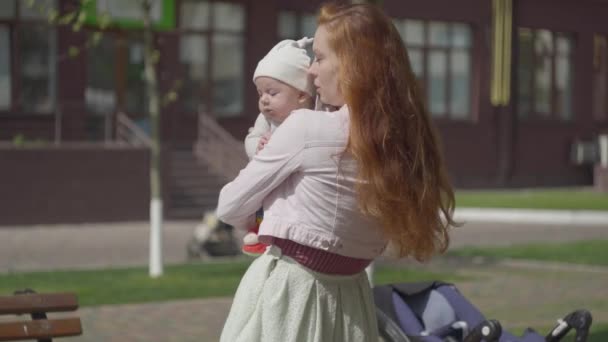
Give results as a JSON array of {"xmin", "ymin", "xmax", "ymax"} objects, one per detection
[
  {"xmin": 27, "ymin": 0, "xmax": 179, "ymax": 277},
  {"xmin": 140, "ymin": 0, "xmax": 163, "ymax": 278}
]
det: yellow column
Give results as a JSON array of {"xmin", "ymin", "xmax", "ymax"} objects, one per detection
[{"xmin": 491, "ymin": 0, "xmax": 513, "ymax": 107}]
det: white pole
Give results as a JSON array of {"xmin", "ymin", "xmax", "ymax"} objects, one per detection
[
  {"xmin": 149, "ymin": 198, "xmax": 163, "ymax": 277},
  {"xmin": 599, "ymin": 134, "xmax": 608, "ymax": 168}
]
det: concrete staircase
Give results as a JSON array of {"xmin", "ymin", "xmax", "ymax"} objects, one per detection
[
  {"xmin": 166, "ymin": 112, "xmax": 248, "ymax": 219},
  {"xmin": 166, "ymin": 147, "xmax": 227, "ymax": 219}
]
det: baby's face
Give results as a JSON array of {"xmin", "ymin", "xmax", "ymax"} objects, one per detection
[{"xmin": 255, "ymin": 77, "xmax": 309, "ymax": 125}]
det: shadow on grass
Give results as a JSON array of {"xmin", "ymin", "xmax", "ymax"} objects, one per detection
[{"xmin": 588, "ymin": 324, "xmax": 608, "ymax": 342}]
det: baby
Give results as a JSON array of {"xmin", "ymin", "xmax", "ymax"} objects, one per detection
[{"xmin": 241, "ymin": 37, "xmax": 315, "ymax": 255}]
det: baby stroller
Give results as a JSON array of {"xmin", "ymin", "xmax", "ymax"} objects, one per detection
[
  {"xmin": 186, "ymin": 211, "xmax": 241, "ymax": 258},
  {"xmin": 374, "ymin": 281, "xmax": 592, "ymax": 342}
]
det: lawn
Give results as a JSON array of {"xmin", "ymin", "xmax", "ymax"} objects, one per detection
[
  {"xmin": 456, "ymin": 189, "xmax": 608, "ymax": 211},
  {"xmin": 588, "ymin": 323, "xmax": 608, "ymax": 342},
  {"xmin": 2, "ymin": 259, "xmax": 605, "ymax": 341},
  {"xmin": 513, "ymin": 323, "xmax": 608, "ymax": 342},
  {"xmin": 0, "ymin": 261, "xmax": 464, "ymax": 307},
  {"xmin": 449, "ymin": 240, "xmax": 608, "ymax": 266}
]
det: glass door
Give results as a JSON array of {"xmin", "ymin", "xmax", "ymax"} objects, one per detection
[{"xmin": 86, "ymin": 31, "xmax": 149, "ymax": 140}]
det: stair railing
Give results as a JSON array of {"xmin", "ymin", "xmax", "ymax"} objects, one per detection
[
  {"xmin": 195, "ymin": 111, "xmax": 248, "ymax": 181},
  {"xmin": 116, "ymin": 112, "xmax": 153, "ymax": 148}
]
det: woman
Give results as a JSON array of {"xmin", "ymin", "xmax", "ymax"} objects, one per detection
[{"xmin": 217, "ymin": 3, "xmax": 457, "ymax": 341}]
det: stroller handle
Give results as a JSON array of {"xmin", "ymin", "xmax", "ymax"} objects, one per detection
[{"xmin": 545, "ymin": 309, "xmax": 592, "ymax": 342}]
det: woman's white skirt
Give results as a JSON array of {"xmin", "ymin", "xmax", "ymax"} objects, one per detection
[{"xmin": 220, "ymin": 245, "xmax": 379, "ymax": 342}]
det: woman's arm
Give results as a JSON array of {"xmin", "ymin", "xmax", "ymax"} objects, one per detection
[{"xmin": 217, "ymin": 111, "xmax": 308, "ymax": 228}]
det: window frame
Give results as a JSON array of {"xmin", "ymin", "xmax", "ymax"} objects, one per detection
[
  {"xmin": 0, "ymin": 0, "xmax": 58, "ymax": 116},
  {"xmin": 592, "ymin": 33, "xmax": 608, "ymax": 122},
  {"xmin": 515, "ymin": 27, "xmax": 576, "ymax": 122},
  {"xmin": 176, "ymin": 0, "xmax": 247, "ymax": 118},
  {"xmin": 394, "ymin": 18, "xmax": 477, "ymax": 121},
  {"xmin": 277, "ymin": 10, "xmax": 317, "ymax": 41}
]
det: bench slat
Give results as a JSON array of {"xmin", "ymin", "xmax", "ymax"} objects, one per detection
[
  {"xmin": 0, "ymin": 318, "xmax": 82, "ymax": 341},
  {"xmin": 0, "ymin": 294, "xmax": 78, "ymax": 315}
]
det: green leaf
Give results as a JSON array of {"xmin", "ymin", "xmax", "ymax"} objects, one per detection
[
  {"xmin": 58, "ymin": 12, "xmax": 76, "ymax": 25},
  {"xmin": 77, "ymin": 11, "xmax": 87, "ymax": 24},
  {"xmin": 165, "ymin": 91, "xmax": 178, "ymax": 103},
  {"xmin": 12, "ymin": 134, "xmax": 25, "ymax": 147},
  {"xmin": 151, "ymin": 50, "xmax": 161, "ymax": 64},
  {"xmin": 91, "ymin": 32, "xmax": 103, "ymax": 45},
  {"xmin": 98, "ymin": 13, "xmax": 111, "ymax": 29},
  {"xmin": 47, "ymin": 9, "xmax": 59, "ymax": 23},
  {"xmin": 68, "ymin": 46, "xmax": 80, "ymax": 57}
]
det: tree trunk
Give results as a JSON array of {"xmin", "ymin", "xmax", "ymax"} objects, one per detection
[{"xmin": 142, "ymin": 0, "xmax": 163, "ymax": 278}]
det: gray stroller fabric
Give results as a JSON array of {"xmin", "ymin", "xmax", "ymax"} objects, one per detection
[{"xmin": 408, "ymin": 290, "xmax": 457, "ymax": 334}]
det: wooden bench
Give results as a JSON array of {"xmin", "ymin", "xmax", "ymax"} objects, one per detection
[{"xmin": 0, "ymin": 290, "xmax": 82, "ymax": 341}]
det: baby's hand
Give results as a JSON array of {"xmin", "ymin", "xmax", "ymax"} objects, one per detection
[{"xmin": 256, "ymin": 132, "xmax": 272, "ymax": 154}]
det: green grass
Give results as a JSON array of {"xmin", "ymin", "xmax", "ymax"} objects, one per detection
[
  {"xmin": 0, "ymin": 261, "xmax": 252, "ymax": 307},
  {"xmin": 0, "ymin": 261, "xmax": 463, "ymax": 307},
  {"xmin": 449, "ymin": 240, "xmax": 608, "ymax": 266},
  {"xmin": 456, "ymin": 189, "xmax": 608, "ymax": 211},
  {"xmin": 589, "ymin": 323, "xmax": 608, "ymax": 342}
]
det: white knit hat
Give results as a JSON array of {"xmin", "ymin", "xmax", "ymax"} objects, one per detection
[{"xmin": 253, "ymin": 37, "xmax": 314, "ymax": 96}]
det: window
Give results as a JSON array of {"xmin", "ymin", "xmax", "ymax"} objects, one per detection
[
  {"xmin": 277, "ymin": 11, "xmax": 316, "ymax": 58},
  {"xmin": 0, "ymin": 2, "xmax": 16, "ymax": 18},
  {"xmin": 0, "ymin": 0, "xmax": 57, "ymax": 114},
  {"xmin": 85, "ymin": 33, "xmax": 116, "ymax": 116},
  {"xmin": 0, "ymin": 27, "xmax": 10, "ymax": 110},
  {"xmin": 278, "ymin": 11, "xmax": 316, "ymax": 40},
  {"xmin": 517, "ymin": 28, "xmax": 574, "ymax": 121},
  {"xmin": 179, "ymin": 0, "xmax": 245, "ymax": 117},
  {"xmin": 394, "ymin": 19, "xmax": 473, "ymax": 120},
  {"xmin": 19, "ymin": 24, "xmax": 57, "ymax": 113},
  {"xmin": 19, "ymin": 0, "xmax": 55, "ymax": 19},
  {"xmin": 125, "ymin": 36, "xmax": 147, "ymax": 116},
  {"xmin": 593, "ymin": 35, "xmax": 607, "ymax": 121},
  {"xmin": 84, "ymin": 31, "xmax": 151, "ymax": 139},
  {"xmin": 84, "ymin": 32, "xmax": 117, "ymax": 140},
  {"xmin": 179, "ymin": 34, "xmax": 208, "ymax": 113}
]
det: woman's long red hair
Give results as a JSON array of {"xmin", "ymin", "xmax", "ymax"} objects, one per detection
[{"xmin": 318, "ymin": 3, "xmax": 457, "ymax": 261}]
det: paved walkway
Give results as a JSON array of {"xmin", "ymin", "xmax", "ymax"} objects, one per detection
[
  {"xmin": 0, "ymin": 220, "xmax": 606, "ymax": 272},
  {"xmin": 456, "ymin": 208, "xmax": 608, "ymax": 226},
  {"xmin": 0, "ymin": 219, "xmax": 606, "ymax": 341},
  {"xmin": 0, "ymin": 221, "xmax": 198, "ymax": 273}
]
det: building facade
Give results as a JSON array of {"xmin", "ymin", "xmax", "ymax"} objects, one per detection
[{"xmin": 1, "ymin": 0, "xmax": 607, "ymax": 224}]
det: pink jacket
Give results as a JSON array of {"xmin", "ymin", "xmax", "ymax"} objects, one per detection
[{"xmin": 217, "ymin": 105, "xmax": 387, "ymax": 259}]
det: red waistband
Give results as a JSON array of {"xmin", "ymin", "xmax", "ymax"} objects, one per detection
[{"xmin": 269, "ymin": 237, "xmax": 372, "ymax": 275}]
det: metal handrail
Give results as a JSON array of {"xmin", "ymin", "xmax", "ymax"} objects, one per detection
[
  {"xmin": 116, "ymin": 112, "xmax": 153, "ymax": 148},
  {"xmin": 195, "ymin": 112, "xmax": 248, "ymax": 181}
]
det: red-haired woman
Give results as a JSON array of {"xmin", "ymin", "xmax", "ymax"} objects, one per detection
[{"xmin": 217, "ymin": 3, "xmax": 457, "ymax": 341}]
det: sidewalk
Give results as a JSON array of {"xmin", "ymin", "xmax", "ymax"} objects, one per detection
[
  {"xmin": 0, "ymin": 220, "xmax": 198, "ymax": 273},
  {"xmin": 0, "ymin": 216, "xmax": 605, "ymax": 273},
  {"xmin": 456, "ymin": 208, "xmax": 608, "ymax": 226}
]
